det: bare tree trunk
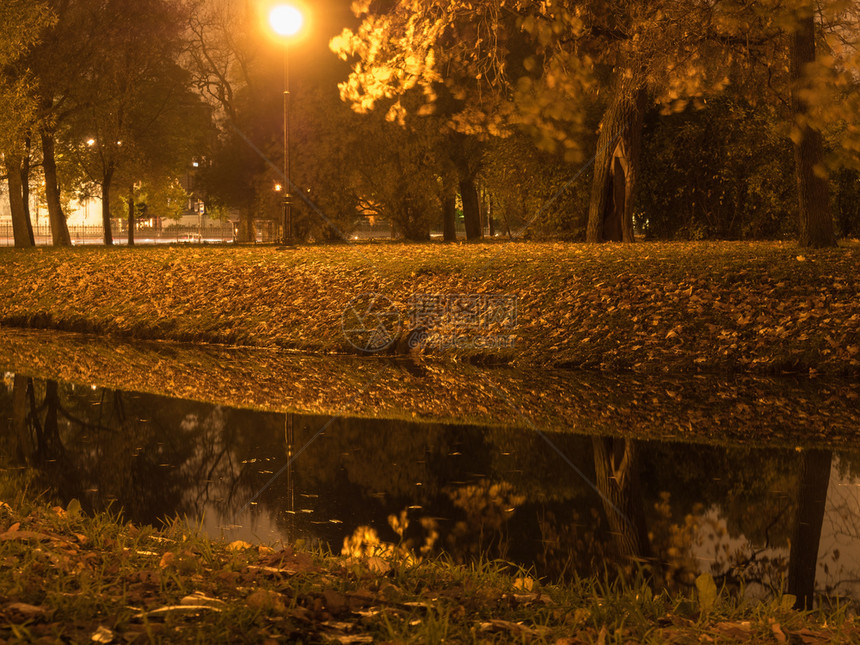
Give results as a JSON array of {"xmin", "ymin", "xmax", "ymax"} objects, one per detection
[
  {"xmin": 237, "ymin": 206, "xmax": 253, "ymax": 243},
  {"xmin": 459, "ymin": 175, "xmax": 482, "ymax": 241},
  {"xmin": 127, "ymin": 183, "xmax": 135, "ymax": 246},
  {"xmin": 790, "ymin": 4, "xmax": 836, "ymax": 248},
  {"xmin": 21, "ymin": 136, "xmax": 33, "ymax": 238},
  {"xmin": 442, "ymin": 191, "xmax": 457, "ymax": 242},
  {"xmin": 788, "ymin": 449, "xmax": 832, "ymax": 610},
  {"xmin": 4, "ymin": 154, "xmax": 35, "ymax": 248},
  {"xmin": 592, "ymin": 437, "xmax": 653, "ymax": 565},
  {"xmin": 101, "ymin": 168, "xmax": 114, "ymax": 246},
  {"xmin": 586, "ymin": 82, "xmax": 647, "ymax": 243},
  {"xmin": 40, "ymin": 131, "xmax": 72, "ymax": 246}
]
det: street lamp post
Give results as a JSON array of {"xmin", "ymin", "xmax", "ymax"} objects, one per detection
[{"xmin": 269, "ymin": 4, "xmax": 304, "ymax": 244}]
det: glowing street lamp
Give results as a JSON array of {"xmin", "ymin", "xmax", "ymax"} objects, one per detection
[
  {"xmin": 269, "ymin": 4, "xmax": 303, "ymax": 37},
  {"xmin": 268, "ymin": 3, "xmax": 305, "ymax": 243}
]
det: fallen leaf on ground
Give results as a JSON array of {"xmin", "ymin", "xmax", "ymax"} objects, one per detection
[
  {"xmin": 134, "ymin": 605, "xmax": 222, "ymax": 620},
  {"xmin": 181, "ymin": 593, "xmax": 226, "ymax": 608},
  {"xmin": 5, "ymin": 602, "xmax": 50, "ymax": 619},
  {"xmin": 479, "ymin": 619, "xmax": 547, "ymax": 638},
  {"xmin": 712, "ymin": 621, "xmax": 752, "ymax": 639},
  {"xmin": 790, "ymin": 628, "xmax": 832, "ymax": 644},
  {"xmin": 365, "ymin": 556, "xmax": 390, "ymax": 575},
  {"xmin": 90, "ymin": 625, "xmax": 115, "ymax": 643},
  {"xmin": 771, "ymin": 621, "xmax": 786, "ymax": 643},
  {"xmin": 246, "ymin": 589, "xmax": 286, "ymax": 613}
]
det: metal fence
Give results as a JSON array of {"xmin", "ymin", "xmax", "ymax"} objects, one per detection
[{"xmin": 0, "ymin": 224, "xmax": 235, "ymax": 247}]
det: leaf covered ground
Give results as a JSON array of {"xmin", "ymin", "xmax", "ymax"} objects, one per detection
[
  {"xmin": 1, "ymin": 497, "xmax": 858, "ymax": 644},
  {"xmin": 0, "ymin": 241, "xmax": 858, "ymax": 376}
]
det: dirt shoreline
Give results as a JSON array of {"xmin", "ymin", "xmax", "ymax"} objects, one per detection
[{"xmin": 2, "ymin": 327, "xmax": 859, "ymax": 449}]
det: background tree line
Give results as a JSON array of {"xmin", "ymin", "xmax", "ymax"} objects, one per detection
[{"xmin": 2, "ymin": 0, "xmax": 859, "ymax": 248}]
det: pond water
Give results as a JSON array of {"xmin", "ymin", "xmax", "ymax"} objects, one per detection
[{"xmin": 3, "ymin": 372, "xmax": 860, "ymax": 606}]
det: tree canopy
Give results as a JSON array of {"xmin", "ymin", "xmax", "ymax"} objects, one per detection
[{"xmin": 331, "ymin": 0, "xmax": 860, "ymax": 245}]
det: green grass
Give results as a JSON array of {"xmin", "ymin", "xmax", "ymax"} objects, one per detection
[
  {"xmin": 1, "ymin": 490, "xmax": 858, "ymax": 643},
  {"xmin": 0, "ymin": 241, "xmax": 859, "ymax": 375}
]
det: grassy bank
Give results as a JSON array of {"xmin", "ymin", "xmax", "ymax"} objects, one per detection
[
  {"xmin": 1, "ymin": 493, "xmax": 857, "ymax": 644},
  {"xmin": 1, "ymin": 241, "xmax": 859, "ymax": 375}
]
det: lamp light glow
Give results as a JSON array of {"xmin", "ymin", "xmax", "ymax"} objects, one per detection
[{"xmin": 269, "ymin": 4, "xmax": 303, "ymax": 37}]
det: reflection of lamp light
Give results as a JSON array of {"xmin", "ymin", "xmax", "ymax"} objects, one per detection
[
  {"xmin": 86, "ymin": 138, "xmax": 96, "ymax": 147},
  {"xmin": 274, "ymin": 183, "xmax": 282, "ymax": 192},
  {"xmin": 268, "ymin": 3, "xmax": 305, "ymax": 243}
]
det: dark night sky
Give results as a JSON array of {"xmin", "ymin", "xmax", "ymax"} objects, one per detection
[
  {"xmin": 281, "ymin": 0, "xmax": 357, "ymax": 68},
  {"xmin": 247, "ymin": 0, "xmax": 359, "ymax": 93}
]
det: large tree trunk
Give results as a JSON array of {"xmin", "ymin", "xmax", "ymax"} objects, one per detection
[
  {"xmin": 586, "ymin": 83, "xmax": 647, "ymax": 243},
  {"xmin": 127, "ymin": 183, "xmax": 135, "ymax": 246},
  {"xmin": 447, "ymin": 133, "xmax": 483, "ymax": 241},
  {"xmin": 442, "ymin": 189, "xmax": 457, "ymax": 242},
  {"xmin": 790, "ymin": 5, "xmax": 836, "ymax": 248},
  {"xmin": 237, "ymin": 206, "xmax": 253, "ymax": 243},
  {"xmin": 592, "ymin": 437, "xmax": 653, "ymax": 565},
  {"xmin": 101, "ymin": 168, "xmax": 114, "ymax": 246},
  {"xmin": 21, "ymin": 136, "xmax": 33, "ymax": 239},
  {"xmin": 40, "ymin": 131, "xmax": 72, "ymax": 247},
  {"xmin": 459, "ymin": 175, "xmax": 482, "ymax": 241},
  {"xmin": 788, "ymin": 449, "xmax": 832, "ymax": 610},
  {"xmin": 4, "ymin": 154, "xmax": 35, "ymax": 248}
]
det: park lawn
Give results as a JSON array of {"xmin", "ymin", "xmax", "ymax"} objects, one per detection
[
  {"xmin": 0, "ymin": 240, "xmax": 858, "ymax": 375},
  {"xmin": 1, "ymin": 493, "xmax": 858, "ymax": 644}
]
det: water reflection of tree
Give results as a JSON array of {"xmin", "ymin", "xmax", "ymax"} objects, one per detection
[
  {"xmin": 592, "ymin": 438, "xmax": 653, "ymax": 565},
  {"xmin": 788, "ymin": 450, "xmax": 832, "ymax": 609},
  {"xmin": 1, "ymin": 376, "xmax": 850, "ymax": 606},
  {"xmin": 1, "ymin": 376, "xmax": 251, "ymax": 526}
]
